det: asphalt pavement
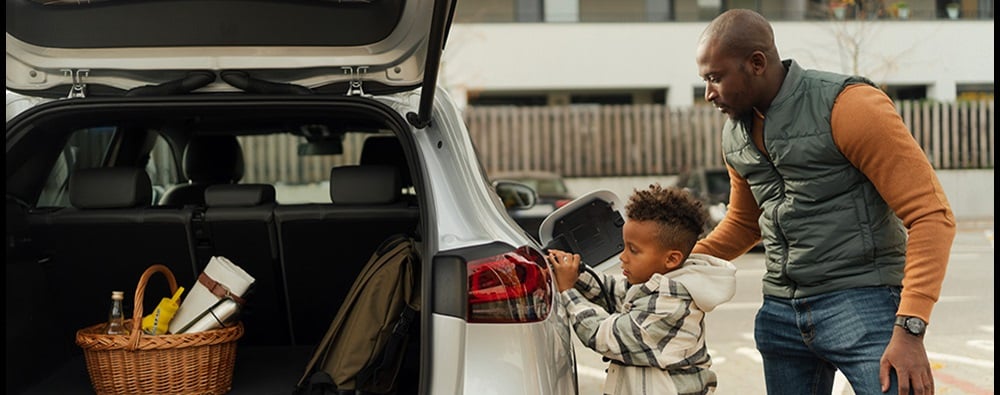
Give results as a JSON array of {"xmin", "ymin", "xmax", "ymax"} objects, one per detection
[{"xmin": 574, "ymin": 219, "xmax": 994, "ymax": 395}]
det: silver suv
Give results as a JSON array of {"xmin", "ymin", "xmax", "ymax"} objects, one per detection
[{"xmin": 5, "ymin": 0, "xmax": 577, "ymax": 394}]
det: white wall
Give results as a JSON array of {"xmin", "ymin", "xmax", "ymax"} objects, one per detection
[
  {"xmin": 565, "ymin": 169, "xmax": 994, "ymax": 221},
  {"xmin": 934, "ymin": 169, "xmax": 995, "ymax": 220},
  {"xmin": 443, "ymin": 21, "xmax": 995, "ymax": 107}
]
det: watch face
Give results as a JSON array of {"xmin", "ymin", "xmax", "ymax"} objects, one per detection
[{"xmin": 905, "ymin": 317, "xmax": 926, "ymax": 334}]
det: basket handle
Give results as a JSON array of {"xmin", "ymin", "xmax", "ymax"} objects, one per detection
[{"xmin": 127, "ymin": 264, "xmax": 179, "ymax": 350}]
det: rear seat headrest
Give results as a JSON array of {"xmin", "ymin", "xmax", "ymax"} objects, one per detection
[
  {"xmin": 360, "ymin": 136, "xmax": 411, "ymax": 188},
  {"xmin": 330, "ymin": 165, "xmax": 400, "ymax": 204},
  {"xmin": 184, "ymin": 135, "xmax": 245, "ymax": 183},
  {"xmin": 70, "ymin": 167, "xmax": 152, "ymax": 209},
  {"xmin": 205, "ymin": 184, "xmax": 277, "ymax": 207}
]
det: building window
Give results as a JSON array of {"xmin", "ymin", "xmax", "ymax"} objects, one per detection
[
  {"xmin": 693, "ymin": 86, "xmax": 707, "ymax": 105},
  {"xmin": 570, "ymin": 93, "xmax": 634, "ymax": 105},
  {"xmin": 468, "ymin": 94, "xmax": 549, "ymax": 106},
  {"xmin": 883, "ymin": 84, "xmax": 928, "ymax": 100},
  {"xmin": 957, "ymin": 83, "xmax": 994, "ymax": 101},
  {"xmin": 579, "ymin": 0, "xmax": 647, "ymax": 22},
  {"xmin": 454, "ymin": 0, "xmax": 544, "ymax": 22}
]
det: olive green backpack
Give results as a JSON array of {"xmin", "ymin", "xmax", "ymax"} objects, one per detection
[{"xmin": 295, "ymin": 234, "xmax": 420, "ymax": 395}]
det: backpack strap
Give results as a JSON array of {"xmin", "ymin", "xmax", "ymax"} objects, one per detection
[
  {"xmin": 355, "ymin": 237, "xmax": 418, "ymax": 392},
  {"xmin": 354, "ymin": 304, "xmax": 417, "ymax": 389}
]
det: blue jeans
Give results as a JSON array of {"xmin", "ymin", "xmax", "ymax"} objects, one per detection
[{"xmin": 754, "ymin": 286, "xmax": 902, "ymax": 395}]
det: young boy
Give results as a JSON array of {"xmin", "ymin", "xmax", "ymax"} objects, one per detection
[{"xmin": 547, "ymin": 184, "xmax": 736, "ymax": 395}]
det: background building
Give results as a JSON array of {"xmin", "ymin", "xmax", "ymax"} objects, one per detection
[{"xmin": 442, "ymin": 0, "xmax": 994, "ymax": 109}]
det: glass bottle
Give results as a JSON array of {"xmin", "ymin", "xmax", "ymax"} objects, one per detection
[{"xmin": 106, "ymin": 291, "xmax": 129, "ymax": 335}]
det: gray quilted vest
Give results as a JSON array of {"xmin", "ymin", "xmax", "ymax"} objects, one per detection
[{"xmin": 722, "ymin": 59, "xmax": 907, "ymax": 299}]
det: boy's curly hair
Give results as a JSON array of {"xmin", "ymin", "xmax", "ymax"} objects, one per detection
[{"xmin": 625, "ymin": 184, "xmax": 709, "ymax": 257}]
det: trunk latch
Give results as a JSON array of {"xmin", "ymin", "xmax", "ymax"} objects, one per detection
[
  {"xmin": 341, "ymin": 66, "xmax": 369, "ymax": 96},
  {"xmin": 61, "ymin": 69, "xmax": 90, "ymax": 98}
]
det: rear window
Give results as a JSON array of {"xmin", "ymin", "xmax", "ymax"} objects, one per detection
[
  {"xmin": 10, "ymin": 0, "xmax": 405, "ymax": 49},
  {"xmin": 237, "ymin": 134, "xmax": 367, "ymax": 204}
]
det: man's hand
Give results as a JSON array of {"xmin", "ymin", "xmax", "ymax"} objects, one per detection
[
  {"xmin": 546, "ymin": 249, "xmax": 580, "ymax": 292},
  {"xmin": 880, "ymin": 326, "xmax": 934, "ymax": 394}
]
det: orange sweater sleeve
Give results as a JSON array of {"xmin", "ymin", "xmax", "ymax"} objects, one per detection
[
  {"xmin": 831, "ymin": 84, "xmax": 955, "ymax": 323},
  {"xmin": 692, "ymin": 165, "xmax": 762, "ymax": 260}
]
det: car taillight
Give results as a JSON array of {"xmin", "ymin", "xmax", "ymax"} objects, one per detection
[
  {"xmin": 468, "ymin": 246, "xmax": 552, "ymax": 323},
  {"xmin": 555, "ymin": 199, "xmax": 572, "ymax": 209}
]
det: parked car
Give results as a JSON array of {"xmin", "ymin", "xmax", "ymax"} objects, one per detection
[
  {"xmin": 492, "ymin": 170, "xmax": 575, "ymax": 209},
  {"xmin": 491, "ymin": 170, "xmax": 575, "ymax": 241},
  {"xmin": 675, "ymin": 166, "xmax": 732, "ymax": 236},
  {"xmin": 676, "ymin": 167, "xmax": 763, "ymax": 249},
  {"xmin": 5, "ymin": 1, "xmax": 578, "ymax": 394}
]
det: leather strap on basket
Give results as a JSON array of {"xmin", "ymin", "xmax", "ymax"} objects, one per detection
[{"xmin": 198, "ymin": 272, "xmax": 247, "ymax": 306}]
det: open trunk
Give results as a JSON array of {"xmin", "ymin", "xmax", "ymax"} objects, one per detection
[{"xmin": 6, "ymin": 96, "xmax": 425, "ymax": 394}]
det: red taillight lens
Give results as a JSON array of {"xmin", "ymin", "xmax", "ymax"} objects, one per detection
[
  {"xmin": 468, "ymin": 246, "xmax": 552, "ymax": 323},
  {"xmin": 555, "ymin": 199, "xmax": 572, "ymax": 209}
]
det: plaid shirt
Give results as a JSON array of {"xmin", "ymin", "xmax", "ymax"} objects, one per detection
[{"xmin": 560, "ymin": 254, "xmax": 736, "ymax": 395}]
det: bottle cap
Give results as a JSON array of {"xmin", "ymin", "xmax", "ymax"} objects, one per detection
[{"xmin": 112, "ymin": 291, "xmax": 124, "ymax": 300}]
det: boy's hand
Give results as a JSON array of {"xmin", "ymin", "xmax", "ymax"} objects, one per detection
[{"xmin": 547, "ymin": 249, "xmax": 581, "ymax": 292}]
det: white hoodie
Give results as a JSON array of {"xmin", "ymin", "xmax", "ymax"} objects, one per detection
[{"xmin": 561, "ymin": 253, "xmax": 737, "ymax": 395}]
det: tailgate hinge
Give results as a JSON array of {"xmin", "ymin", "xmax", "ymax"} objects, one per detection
[
  {"xmin": 341, "ymin": 66, "xmax": 370, "ymax": 96},
  {"xmin": 61, "ymin": 69, "xmax": 90, "ymax": 98}
]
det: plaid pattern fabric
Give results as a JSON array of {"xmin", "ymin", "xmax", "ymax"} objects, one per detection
[{"xmin": 561, "ymin": 269, "xmax": 722, "ymax": 394}]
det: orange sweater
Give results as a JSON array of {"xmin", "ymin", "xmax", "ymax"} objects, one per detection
[{"xmin": 692, "ymin": 84, "xmax": 956, "ymax": 323}]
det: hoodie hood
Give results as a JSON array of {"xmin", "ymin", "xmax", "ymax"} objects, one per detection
[{"xmin": 665, "ymin": 253, "xmax": 737, "ymax": 312}]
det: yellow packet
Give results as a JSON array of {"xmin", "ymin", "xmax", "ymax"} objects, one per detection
[{"xmin": 141, "ymin": 287, "xmax": 185, "ymax": 335}]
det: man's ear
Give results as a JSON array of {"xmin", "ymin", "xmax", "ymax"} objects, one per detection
[{"xmin": 748, "ymin": 51, "xmax": 767, "ymax": 76}]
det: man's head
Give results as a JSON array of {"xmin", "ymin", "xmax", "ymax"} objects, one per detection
[
  {"xmin": 695, "ymin": 9, "xmax": 784, "ymax": 121},
  {"xmin": 620, "ymin": 184, "xmax": 709, "ymax": 284}
]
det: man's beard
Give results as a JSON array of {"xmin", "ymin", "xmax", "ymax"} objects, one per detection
[{"xmin": 736, "ymin": 112, "xmax": 753, "ymax": 129}]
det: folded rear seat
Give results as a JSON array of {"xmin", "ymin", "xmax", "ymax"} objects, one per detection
[
  {"xmin": 199, "ymin": 183, "xmax": 291, "ymax": 345},
  {"xmin": 27, "ymin": 167, "xmax": 197, "ymax": 353},
  {"xmin": 274, "ymin": 165, "xmax": 419, "ymax": 345}
]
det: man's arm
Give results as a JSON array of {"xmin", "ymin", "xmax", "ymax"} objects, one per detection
[
  {"xmin": 692, "ymin": 165, "xmax": 763, "ymax": 259},
  {"xmin": 832, "ymin": 84, "xmax": 955, "ymax": 395},
  {"xmin": 832, "ymin": 84, "xmax": 956, "ymax": 321}
]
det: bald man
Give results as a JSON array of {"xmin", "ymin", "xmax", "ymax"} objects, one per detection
[{"xmin": 693, "ymin": 9, "xmax": 955, "ymax": 395}]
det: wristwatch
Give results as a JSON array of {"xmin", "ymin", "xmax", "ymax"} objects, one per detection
[{"xmin": 895, "ymin": 316, "xmax": 927, "ymax": 336}]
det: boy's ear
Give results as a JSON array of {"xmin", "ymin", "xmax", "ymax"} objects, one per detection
[{"xmin": 664, "ymin": 250, "xmax": 685, "ymax": 270}]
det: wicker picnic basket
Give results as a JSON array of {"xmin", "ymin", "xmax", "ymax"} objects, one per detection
[{"xmin": 75, "ymin": 264, "xmax": 244, "ymax": 395}]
